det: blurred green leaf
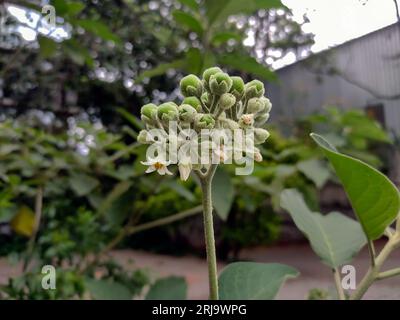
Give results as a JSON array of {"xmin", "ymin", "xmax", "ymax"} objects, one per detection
[
  {"xmin": 205, "ymin": 0, "xmax": 285, "ymax": 27},
  {"xmin": 311, "ymin": 133, "xmax": 400, "ymax": 240},
  {"xmin": 211, "ymin": 32, "xmax": 242, "ymax": 46},
  {"xmin": 172, "ymin": 10, "xmax": 203, "ymax": 36},
  {"xmin": 38, "ymin": 37, "xmax": 57, "ymax": 58},
  {"xmin": 212, "ymin": 168, "xmax": 234, "ymax": 221},
  {"xmin": 136, "ymin": 59, "xmax": 186, "ymax": 82},
  {"xmin": 219, "ymin": 262, "xmax": 299, "ymax": 299},
  {"xmin": 281, "ymin": 189, "xmax": 367, "ymax": 268},
  {"xmin": 184, "ymin": 48, "xmax": 203, "ymax": 75},
  {"xmin": 75, "ymin": 19, "xmax": 121, "ymax": 44},
  {"xmin": 297, "ymin": 158, "xmax": 330, "ymax": 188},
  {"xmin": 69, "ymin": 173, "xmax": 99, "ymax": 197},
  {"xmin": 218, "ymin": 54, "xmax": 277, "ymax": 81},
  {"xmin": 145, "ymin": 276, "xmax": 187, "ymax": 300},
  {"xmin": 177, "ymin": 0, "xmax": 199, "ymax": 11},
  {"xmin": 85, "ymin": 279, "xmax": 132, "ymax": 300}
]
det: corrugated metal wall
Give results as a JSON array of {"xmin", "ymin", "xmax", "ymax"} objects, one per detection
[{"xmin": 268, "ymin": 23, "xmax": 400, "ymax": 133}]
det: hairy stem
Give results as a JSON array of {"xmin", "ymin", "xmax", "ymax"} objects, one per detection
[
  {"xmin": 199, "ymin": 165, "xmax": 219, "ymax": 300},
  {"xmin": 350, "ymin": 234, "xmax": 400, "ymax": 300},
  {"xmin": 333, "ymin": 268, "xmax": 346, "ymax": 300}
]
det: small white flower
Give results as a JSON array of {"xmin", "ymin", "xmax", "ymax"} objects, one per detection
[
  {"xmin": 178, "ymin": 157, "xmax": 192, "ymax": 181},
  {"xmin": 141, "ymin": 158, "xmax": 173, "ymax": 176}
]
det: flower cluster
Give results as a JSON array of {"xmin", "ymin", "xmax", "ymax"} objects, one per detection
[{"xmin": 138, "ymin": 67, "xmax": 272, "ymax": 180}]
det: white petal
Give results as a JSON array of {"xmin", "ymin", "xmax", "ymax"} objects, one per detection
[
  {"xmin": 145, "ymin": 166, "xmax": 156, "ymax": 173},
  {"xmin": 158, "ymin": 167, "xmax": 166, "ymax": 175},
  {"xmin": 179, "ymin": 164, "xmax": 191, "ymax": 181},
  {"xmin": 165, "ymin": 167, "xmax": 173, "ymax": 175}
]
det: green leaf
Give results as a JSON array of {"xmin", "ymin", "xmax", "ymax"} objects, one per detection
[
  {"xmin": 117, "ymin": 108, "xmax": 144, "ymax": 130},
  {"xmin": 172, "ymin": 10, "xmax": 203, "ymax": 35},
  {"xmin": 38, "ymin": 37, "xmax": 57, "ymax": 58},
  {"xmin": 68, "ymin": 173, "xmax": 99, "ymax": 196},
  {"xmin": 218, "ymin": 54, "xmax": 277, "ymax": 82},
  {"xmin": 85, "ymin": 279, "xmax": 132, "ymax": 300},
  {"xmin": 136, "ymin": 59, "xmax": 186, "ymax": 82},
  {"xmin": 184, "ymin": 48, "xmax": 203, "ymax": 75},
  {"xmin": 212, "ymin": 168, "xmax": 234, "ymax": 221},
  {"xmin": 219, "ymin": 262, "xmax": 299, "ymax": 300},
  {"xmin": 297, "ymin": 158, "xmax": 330, "ymax": 188},
  {"xmin": 163, "ymin": 180, "xmax": 196, "ymax": 202},
  {"xmin": 75, "ymin": 19, "xmax": 121, "ymax": 44},
  {"xmin": 281, "ymin": 189, "xmax": 367, "ymax": 268},
  {"xmin": 205, "ymin": 0, "xmax": 285, "ymax": 27},
  {"xmin": 146, "ymin": 276, "xmax": 187, "ymax": 300},
  {"xmin": 177, "ymin": 0, "xmax": 199, "ymax": 11},
  {"xmin": 97, "ymin": 181, "xmax": 132, "ymax": 216},
  {"xmin": 211, "ymin": 32, "xmax": 243, "ymax": 46},
  {"xmin": 311, "ymin": 133, "xmax": 400, "ymax": 240}
]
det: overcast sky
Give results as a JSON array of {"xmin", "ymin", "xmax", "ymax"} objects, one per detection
[{"xmin": 284, "ymin": 0, "xmax": 398, "ymax": 52}]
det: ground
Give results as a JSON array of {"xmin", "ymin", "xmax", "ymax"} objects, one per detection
[{"xmin": 1, "ymin": 241, "xmax": 400, "ymax": 299}]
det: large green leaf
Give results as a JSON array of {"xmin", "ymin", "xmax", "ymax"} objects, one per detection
[
  {"xmin": 211, "ymin": 32, "xmax": 243, "ymax": 46},
  {"xmin": 281, "ymin": 189, "xmax": 367, "ymax": 268},
  {"xmin": 205, "ymin": 0, "xmax": 285, "ymax": 27},
  {"xmin": 311, "ymin": 133, "xmax": 400, "ymax": 240},
  {"xmin": 145, "ymin": 276, "xmax": 187, "ymax": 300},
  {"xmin": 177, "ymin": 0, "xmax": 199, "ymax": 11},
  {"xmin": 212, "ymin": 168, "xmax": 234, "ymax": 221},
  {"xmin": 172, "ymin": 10, "xmax": 204, "ymax": 35},
  {"xmin": 75, "ymin": 19, "xmax": 121, "ymax": 44},
  {"xmin": 38, "ymin": 37, "xmax": 57, "ymax": 58},
  {"xmin": 219, "ymin": 262, "xmax": 299, "ymax": 300},
  {"xmin": 85, "ymin": 279, "xmax": 132, "ymax": 300},
  {"xmin": 218, "ymin": 54, "xmax": 277, "ymax": 82}
]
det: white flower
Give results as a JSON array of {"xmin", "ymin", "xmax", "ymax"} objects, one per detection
[
  {"xmin": 178, "ymin": 157, "xmax": 192, "ymax": 181},
  {"xmin": 141, "ymin": 158, "xmax": 173, "ymax": 176}
]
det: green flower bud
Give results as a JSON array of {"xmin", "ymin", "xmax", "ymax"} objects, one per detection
[
  {"xmin": 140, "ymin": 103, "xmax": 158, "ymax": 123},
  {"xmin": 178, "ymin": 104, "xmax": 197, "ymax": 122},
  {"xmin": 202, "ymin": 67, "xmax": 223, "ymax": 91},
  {"xmin": 245, "ymin": 80, "xmax": 265, "ymax": 99},
  {"xmin": 230, "ymin": 76, "xmax": 245, "ymax": 100},
  {"xmin": 219, "ymin": 93, "xmax": 236, "ymax": 110},
  {"xmin": 180, "ymin": 75, "xmax": 203, "ymax": 97},
  {"xmin": 182, "ymin": 96, "xmax": 202, "ymax": 112},
  {"xmin": 247, "ymin": 98, "xmax": 264, "ymax": 114},
  {"xmin": 157, "ymin": 102, "xmax": 179, "ymax": 122},
  {"xmin": 254, "ymin": 128, "xmax": 270, "ymax": 144},
  {"xmin": 255, "ymin": 113, "xmax": 270, "ymax": 126},
  {"xmin": 195, "ymin": 114, "xmax": 215, "ymax": 129},
  {"xmin": 209, "ymin": 72, "xmax": 233, "ymax": 95},
  {"xmin": 221, "ymin": 118, "xmax": 240, "ymax": 130},
  {"xmin": 137, "ymin": 130, "xmax": 152, "ymax": 144},
  {"xmin": 260, "ymin": 97, "xmax": 272, "ymax": 114},
  {"xmin": 201, "ymin": 92, "xmax": 210, "ymax": 106},
  {"xmin": 239, "ymin": 114, "xmax": 255, "ymax": 128}
]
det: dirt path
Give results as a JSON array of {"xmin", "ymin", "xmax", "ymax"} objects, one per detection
[{"xmin": 1, "ymin": 242, "xmax": 400, "ymax": 299}]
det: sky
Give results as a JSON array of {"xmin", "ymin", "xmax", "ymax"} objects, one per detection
[{"xmin": 284, "ymin": 0, "xmax": 398, "ymax": 52}]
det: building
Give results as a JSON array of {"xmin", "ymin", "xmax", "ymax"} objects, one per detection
[{"xmin": 269, "ymin": 23, "xmax": 400, "ymax": 134}]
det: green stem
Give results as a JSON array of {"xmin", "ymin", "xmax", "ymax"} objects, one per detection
[
  {"xmin": 333, "ymin": 268, "xmax": 346, "ymax": 300},
  {"xmin": 377, "ymin": 267, "xmax": 400, "ymax": 280},
  {"xmin": 350, "ymin": 234, "xmax": 400, "ymax": 300},
  {"xmin": 199, "ymin": 165, "xmax": 219, "ymax": 300}
]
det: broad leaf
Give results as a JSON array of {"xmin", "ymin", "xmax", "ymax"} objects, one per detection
[
  {"xmin": 218, "ymin": 54, "xmax": 277, "ymax": 82},
  {"xmin": 69, "ymin": 173, "xmax": 99, "ymax": 196},
  {"xmin": 38, "ymin": 37, "xmax": 57, "ymax": 58},
  {"xmin": 281, "ymin": 189, "xmax": 367, "ymax": 268},
  {"xmin": 211, "ymin": 32, "xmax": 243, "ymax": 46},
  {"xmin": 219, "ymin": 262, "xmax": 299, "ymax": 300},
  {"xmin": 85, "ymin": 279, "xmax": 132, "ymax": 300},
  {"xmin": 75, "ymin": 19, "xmax": 121, "ymax": 44},
  {"xmin": 146, "ymin": 276, "xmax": 187, "ymax": 300},
  {"xmin": 205, "ymin": 0, "xmax": 285, "ymax": 27},
  {"xmin": 311, "ymin": 133, "xmax": 400, "ymax": 240},
  {"xmin": 177, "ymin": 0, "xmax": 199, "ymax": 11},
  {"xmin": 212, "ymin": 168, "xmax": 234, "ymax": 221},
  {"xmin": 297, "ymin": 158, "xmax": 330, "ymax": 188},
  {"xmin": 172, "ymin": 10, "xmax": 203, "ymax": 35},
  {"xmin": 136, "ymin": 59, "xmax": 186, "ymax": 82},
  {"xmin": 10, "ymin": 206, "xmax": 35, "ymax": 237}
]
